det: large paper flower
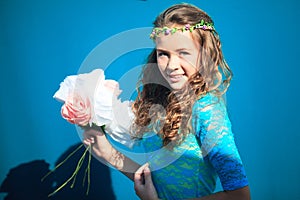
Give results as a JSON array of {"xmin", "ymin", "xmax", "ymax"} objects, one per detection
[
  {"xmin": 49, "ymin": 69, "xmax": 134, "ymax": 196},
  {"xmin": 54, "ymin": 69, "xmax": 120, "ymax": 127},
  {"xmin": 53, "ymin": 68, "xmax": 134, "ymax": 147}
]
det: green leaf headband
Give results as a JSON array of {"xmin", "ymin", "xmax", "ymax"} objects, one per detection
[{"xmin": 150, "ymin": 19, "xmax": 215, "ymax": 39}]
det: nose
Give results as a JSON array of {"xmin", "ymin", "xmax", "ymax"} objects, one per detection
[{"xmin": 166, "ymin": 54, "xmax": 180, "ymax": 72}]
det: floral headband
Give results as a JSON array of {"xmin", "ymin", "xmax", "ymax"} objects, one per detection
[{"xmin": 150, "ymin": 19, "xmax": 215, "ymax": 39}]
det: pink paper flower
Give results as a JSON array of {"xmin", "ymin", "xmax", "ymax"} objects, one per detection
[{"xmin": 61, "ymin": 93, "xmax": 91, "ymax": 126}]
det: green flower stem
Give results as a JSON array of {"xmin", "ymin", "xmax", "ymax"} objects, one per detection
[
  {"xmin": 41, "ymin": 143, "xmax": 84, "ymax": 182},
  {"xmin": 46, "ymin": 144, "xmax": 92, "ymax": 197},
  {"xmin": 70, "ymin": 145, "xmax": 89, "ymax": 188},
  {"xmin": 87, "ymin": 145, "xmax": 92, "ymax": 195},
  {"xmin": 41, "ymin": 124, "xmax": 103, "ymax": 197},
  {"xmin": 82, "ymin": 144, "xmax": 92, "ymax": 195}
]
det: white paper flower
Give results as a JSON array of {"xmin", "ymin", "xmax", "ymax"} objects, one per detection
[
  {"xmin": 105, "ymin": 99, "xmax": 135, "ymax": 148},
  {"xmin": 53, "ymin": 69, "xmax": 134, "ymax": 148},
  {"xmin": 53, "ymin": 75, "xmax": 77, "ymax": 103}
]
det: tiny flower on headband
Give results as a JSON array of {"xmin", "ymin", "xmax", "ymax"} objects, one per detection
[{"xmin": 150, "ymin": 19, "xmax": 215, "ymax": 39}]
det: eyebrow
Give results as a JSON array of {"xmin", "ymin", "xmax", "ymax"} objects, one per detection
[{"xmin": 156, "ymin": 48, "xmax": 191, "ymax": 52}]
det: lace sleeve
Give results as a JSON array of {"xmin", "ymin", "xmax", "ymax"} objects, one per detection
[{"xmin": 192, "ymin": 94, "xmax": 249, "ymax": 191}]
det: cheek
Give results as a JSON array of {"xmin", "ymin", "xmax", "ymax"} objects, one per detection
[
  {"xmin": 186, "ymin": 65, "xmax": 198, "ymax": 76},
  {"xmin": 157, "ymin": 57, "xmax": 168, "ymax": 72},
  {"xmin": 157, "ymin": 57, "xmax": 168, "ymax": 67},
  {"xmin": 157, "ymin": 64, "xmax": 166, "ymax": 78},
  {"xmin": 180, "ymin": 60, "xmax": 198, "ymax": 77}
]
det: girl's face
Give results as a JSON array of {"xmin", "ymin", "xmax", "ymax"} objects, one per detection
[{"xmin": 155, "ymin": 30, "xmax": 200, "ymax": 90}]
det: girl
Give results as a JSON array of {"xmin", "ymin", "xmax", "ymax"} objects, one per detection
[{"xmin": 83, "ymin": 3, "xmax": 250, "ymax": 200}]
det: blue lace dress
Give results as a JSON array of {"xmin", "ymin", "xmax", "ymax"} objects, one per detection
[{"xmin": 141, "ymin": 93, "xmax": 249, "ymax": 200}]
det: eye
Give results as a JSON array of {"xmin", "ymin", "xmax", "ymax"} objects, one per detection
[
  {"xmin": 157, "ymin": 51, "xmax": 169, "ymax": 57},
  {"xmin": 179, "ymin": 51, "xmax": 190, "ymax": 56}
]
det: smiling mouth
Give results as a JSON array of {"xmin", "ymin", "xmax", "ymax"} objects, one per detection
[{"xmin": 169, "ymin": 74, "xmax": 183, "ymax": 82}]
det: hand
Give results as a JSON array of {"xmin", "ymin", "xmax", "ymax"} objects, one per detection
[
  {"xmin": 83, "ymin": 128, "xmax": 113, "ymax": 160},
  {"xmin": 134, "ymin": 163, "xmax": 159, "ymax": 200}
]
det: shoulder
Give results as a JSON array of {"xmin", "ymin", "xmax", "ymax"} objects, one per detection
[
  {"xmin": 191, "ymin": 92, "xmax": 231, "ymax": 138},
  {"xmin": 192, "ymin": 92, "xmax": 227, "ymax": 116}
]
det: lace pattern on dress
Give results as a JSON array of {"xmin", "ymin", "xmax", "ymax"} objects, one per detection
[{"xmin": 192, "ymin": 93, "xmax": 249, "ymax": 190}]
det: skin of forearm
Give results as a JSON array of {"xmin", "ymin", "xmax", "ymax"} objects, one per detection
[
  {"xmin": 90, "ymin": 133, "xmax": 140, "ymax": 181},
  {"xmin": 106, "ymin": 146, "xmax": 140, "ymax": 181}
]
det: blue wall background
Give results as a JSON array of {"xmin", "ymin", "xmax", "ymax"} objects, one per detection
[{"xmin": 1, "ymin": 0, "xmax": 299, "ymax": 199}]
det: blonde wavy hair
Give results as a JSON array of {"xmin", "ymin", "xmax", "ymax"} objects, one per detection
[{"xmin": 132, "ymin": 3, "xmax": 232, "ymax": 147}]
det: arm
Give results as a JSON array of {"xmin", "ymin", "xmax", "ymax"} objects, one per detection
[
  {"xmin": 83, "ymin": 128, "xmax": 140, "ymax": 180},
  {"xmin": 134, "ymin": 168, "xmax": 250, "ymax": 200},
  {"xmin": 193, "ymin": 95, "xmax": 250, "ymax": 199}
]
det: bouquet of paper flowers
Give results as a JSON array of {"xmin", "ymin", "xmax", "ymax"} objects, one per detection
[{"xmin": 43, "ymin": 69, "xmax": 134, "ymax": 196}]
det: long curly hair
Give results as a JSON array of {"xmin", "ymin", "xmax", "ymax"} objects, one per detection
[{"xmin": 132, "ymin": 3, "xmax": 232, "ymax": 147}]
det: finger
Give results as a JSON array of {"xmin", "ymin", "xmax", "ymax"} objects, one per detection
[
  {"xmin": 83, "ymin": 129, "xmax": 104, "ymax": 139},
  {"xmin": 143, "ymin": 164, "xmax": 153, "ymax": 185},
  {"xmin": 83, "ymin": 132, "xmax": 95, "ymax": 142},
  {"xmin": 137, "ymin": 163, "xmax": 149, "ymax": 173},
  {"xmin": 83, "ymin": 129, "xmax": 103, "ymax": 145},
  {"xmin": 83, "ymin": 139, "xmax": 91, "ymax": 146},
  {"xmin": 82, "ymin": 137, "xmax": 95, "ymax": 146},
  {"xmin": 134, "ymin": 163, "xmax": 148, "ymax": 185},
  {"xmin": 134, "ymin": 167, "xmax": 144, "ymax": 185},
  {"xmin": 134, "ymin": 171, "xmax": 143, "ymax": 192}
]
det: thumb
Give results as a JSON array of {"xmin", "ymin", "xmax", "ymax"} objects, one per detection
[{"xmin": 143, "ymin": 164, "xmax": 153, "ymax": 185}]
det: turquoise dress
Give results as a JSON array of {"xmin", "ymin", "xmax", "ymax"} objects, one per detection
[{"xmin": 141, "ymin": 93, "xmax": 248, "ymax": 200}]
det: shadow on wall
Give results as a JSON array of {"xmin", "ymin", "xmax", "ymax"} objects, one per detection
[{"xmin": 0, "ymin": 143, "xmax": 116, "ymax": 200}]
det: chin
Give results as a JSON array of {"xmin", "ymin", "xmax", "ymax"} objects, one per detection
[{"xmin": 168, "ymin": 82, "xmax": 186, "ymax": 90}]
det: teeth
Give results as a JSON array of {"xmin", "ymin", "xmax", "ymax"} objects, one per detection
[
  {"xmin": 169, "ymin": 74, "xmax": 183, "ymax": 82},
  {"xmin": 171, "ymin": 75, "xmax": 182, "ymax": 79}
]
